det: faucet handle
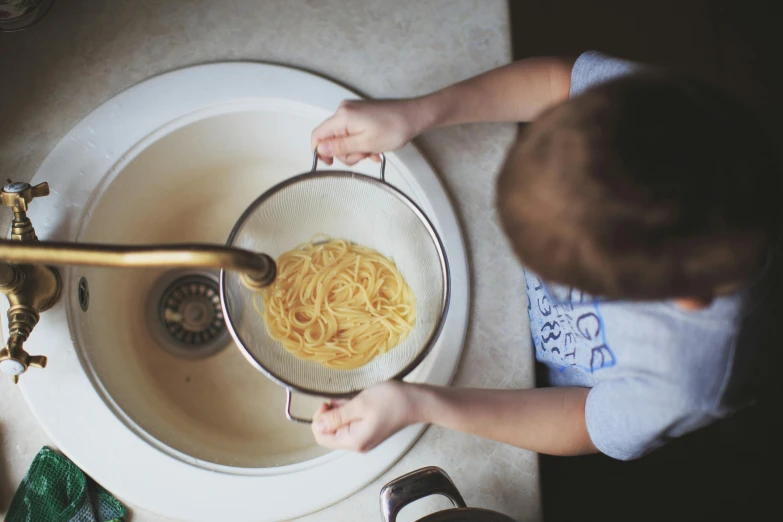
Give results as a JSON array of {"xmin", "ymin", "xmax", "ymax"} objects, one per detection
[
  {"xmin": 1, "ymin": 181, "xmax": 50, "ymax": 212},
  {"xmin": 0, "ymin": 341, "xmax": 47, "ymax": 384}
]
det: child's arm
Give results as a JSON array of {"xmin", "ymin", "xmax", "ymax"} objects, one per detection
[
  {"xmin": 312, "ymin": 381, "xmax": 597, "ymax": 456},
  {"xmin": 311, "ymin": 57, "xmax": 575, "ymax": 166},
  {"xmin": 419, "ymin": 56, "xmax": 575, "ymax": 127}
]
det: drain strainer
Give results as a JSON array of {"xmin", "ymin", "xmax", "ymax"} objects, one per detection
[{"xmin": 149, "ymin": 271, "xmax": 231, "ymax": 359}]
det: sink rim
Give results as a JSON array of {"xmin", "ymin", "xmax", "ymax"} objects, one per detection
[{"xmin": 5, "ymin": 62, "xmax": 470, "ymax": 521}]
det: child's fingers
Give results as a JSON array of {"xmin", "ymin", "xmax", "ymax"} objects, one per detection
[
  {"xmin": 311, "ymin": 403, "xmax": 331, "ymax": 424},
  {"xmin": 311, "ymin": 403, "xmax": 334, "ymax": 440},
  {"xmin": 316, "ymin": 134, "xmax": 368, "ymax": 159},
  {"xmin": 330, "ymin": 424, "xmax": 358, "ymax": 449},
  {"xmin": 341, "ymin": 153, "xmax": 370, "ymax": 166},
  {"xmin": 310, "ymin": 113, "xmax": 346, "ymax": 152},
  {"xmin": 314, "ymin": 400, "xmax": 362, "ymax": 434},
  {"xmin": 315, "ymin": 423, "xmax": 366, "ymax": 452}
]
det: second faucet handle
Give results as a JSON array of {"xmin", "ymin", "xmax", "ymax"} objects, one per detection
[{"xmin": 0, "ymin": 181, "xmax": 50, "ymax": 212}]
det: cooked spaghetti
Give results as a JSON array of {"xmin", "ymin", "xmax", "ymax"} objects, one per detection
[{"xmin": 257, "ymin": 238, "xmax": 416, "ymax": 370}]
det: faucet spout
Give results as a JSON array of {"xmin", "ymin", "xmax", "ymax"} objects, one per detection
[
  {"xmin": 0, "ymin": 240, "xmax": 276, "ymax": 288},
  {"xmin": 0, "ymin": 180, "xmax": 276, "ymax": 382}
]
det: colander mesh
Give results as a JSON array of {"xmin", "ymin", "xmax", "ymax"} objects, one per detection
[{"xmin": 223, "ymin": 173, "xmax": 447, "ymax": 396}]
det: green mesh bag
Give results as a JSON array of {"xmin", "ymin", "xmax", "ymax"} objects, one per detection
[{"xmin": 6, "ymin": 447, "xmax": 127, "ymax": 522}]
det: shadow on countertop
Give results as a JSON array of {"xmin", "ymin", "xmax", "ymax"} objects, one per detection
[
  {"xmin": 509, "ymin": 0, "xmax": 783, "ymax": 134},
  {"xmin": 509, "ymin": 1, "xmax": 783, "ymax": 521}
]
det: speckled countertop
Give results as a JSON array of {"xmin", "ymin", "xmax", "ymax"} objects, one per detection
[{"xmin": 0, "ymin": 1, "xmax": 538, "ymax": 520}]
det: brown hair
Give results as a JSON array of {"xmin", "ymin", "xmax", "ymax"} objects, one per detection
[{"xmin": 497, "ymin": 73, "xmax": 781, "ymax": 300}]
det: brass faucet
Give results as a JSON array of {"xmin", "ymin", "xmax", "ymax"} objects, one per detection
[{"xmin": 0, "ymin": 181, "xmax": 276, "ymax": 383}]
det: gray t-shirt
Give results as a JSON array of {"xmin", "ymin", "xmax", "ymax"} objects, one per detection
[{"xmin": 527, "ymin": 51, "xmax": 761, "ymax": 460}]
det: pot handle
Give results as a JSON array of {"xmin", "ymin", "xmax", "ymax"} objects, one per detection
[
  {"xmin": 380, "ymin": 466, "xmax": 467, "ymax": 522},
  {"xmin": 284, "ymin": 389, "xmax": 312, "ymax": 424},
  {"xmin": 310, "ymin": 150, "xmax": 387, "ymax": 182}
]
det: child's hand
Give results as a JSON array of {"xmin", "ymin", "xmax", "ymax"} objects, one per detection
[
  {"xmin": 311, "ymin": 381, "xmax": 420, "ymax": 452},
  {"xmin": 311, "ymin": 382, "xmax": 597, "ymax": 456},
  {"xmin": 310, "ymin": 99, "xmax": 427, "ymax": 166}
]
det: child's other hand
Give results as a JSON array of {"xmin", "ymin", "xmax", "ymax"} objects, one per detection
[
  {"xmin": 310, "ymin": 99, "xmax": 425, "ymax": 166},
  {"xmin": 311, "ymin": 381, "xmax": 420, "ymax": 452}
]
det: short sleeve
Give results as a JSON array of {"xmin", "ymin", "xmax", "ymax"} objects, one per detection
[
  {"xmin": 585, "ymin": 377, "xmax": 713, "ymax": 460},
  {"xmin": 570, "ymin": 51, "xmax": 642, "ymax": 97}
]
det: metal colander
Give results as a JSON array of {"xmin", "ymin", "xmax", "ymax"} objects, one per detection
[{"xmin": 220, "ymin": 153, "xmax": 450, "ymax": 422}]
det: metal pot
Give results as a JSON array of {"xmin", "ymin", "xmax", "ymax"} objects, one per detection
[{"xmin": 380, "ymin": 467, "xmax": 517, "ymax": 522}]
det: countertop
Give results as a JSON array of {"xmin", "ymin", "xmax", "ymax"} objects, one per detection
[{"xmin": 0, "ymin": 1, "xmax": 539, "ymax": 520}]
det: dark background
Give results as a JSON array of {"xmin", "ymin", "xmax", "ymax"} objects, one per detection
[{"xmin": 509, "ymin": 1, "xmax": 783, "ymax": 520}]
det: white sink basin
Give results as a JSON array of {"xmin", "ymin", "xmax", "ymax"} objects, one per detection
[
  {"xmin": 72, "ymin": 110, "xmax": 328, "ymax": 468},
  {"xmin": 4, "ymin": 63, "xmax": 469, "ymax": 521}
]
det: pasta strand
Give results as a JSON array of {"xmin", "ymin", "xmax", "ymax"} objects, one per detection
[{"xmin": 259, "ymin": 238, "xmax": 416, "ymax": 370}]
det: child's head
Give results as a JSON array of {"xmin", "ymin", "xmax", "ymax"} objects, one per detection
[{"xmin": 497, "ymin": 73, "xmax": 780, "ymax": 303}]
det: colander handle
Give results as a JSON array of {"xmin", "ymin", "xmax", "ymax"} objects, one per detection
[
  {"xmin": 310, "ymin": 150, "xmax": 387, "ymax": 182},
  {"xmin": 285, "ymin": 388, "xmax": 313, "ymax": 424}
]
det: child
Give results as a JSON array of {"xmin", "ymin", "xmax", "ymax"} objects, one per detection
[{"xmin": 308, "ymin": 52, "xmax": 779, "ymax": 460}]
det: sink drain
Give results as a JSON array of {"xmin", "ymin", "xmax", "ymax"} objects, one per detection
[{"xmin": 149, "ymin": 271, "xmax": 230, "ymax": 359}]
